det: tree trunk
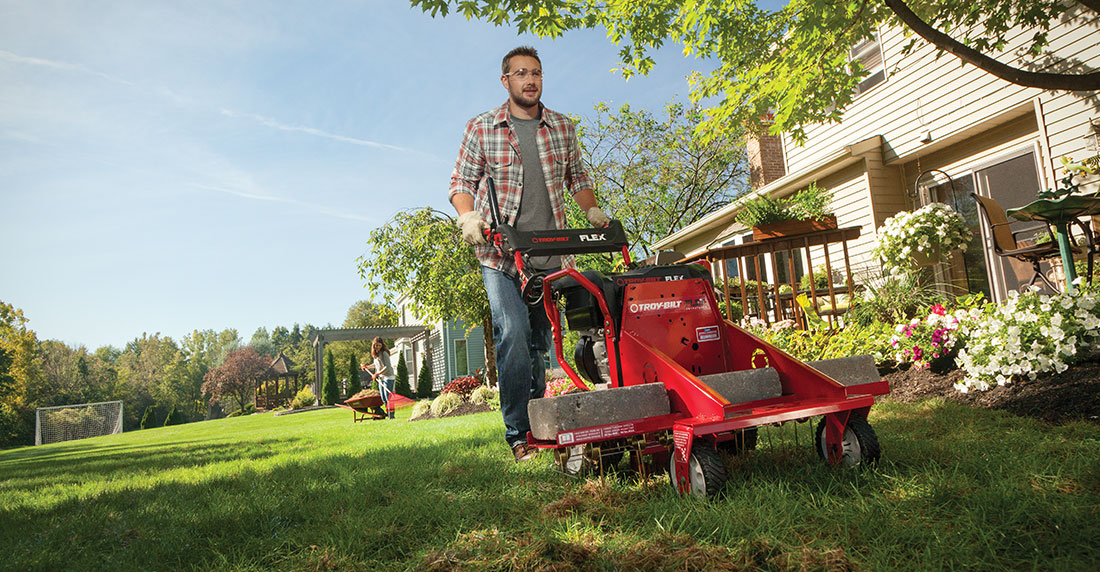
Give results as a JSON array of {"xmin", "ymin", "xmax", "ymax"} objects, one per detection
[{"xmin": 482, "ymin": 315, "xmax": 497, "ymax": 388}]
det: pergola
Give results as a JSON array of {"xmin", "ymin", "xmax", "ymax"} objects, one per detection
[{"xmin": 310, "ymin": 326, "xmax": 429, "ymax": 398}]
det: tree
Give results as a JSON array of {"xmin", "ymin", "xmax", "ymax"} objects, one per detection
[
  {"xmin": 116, "ymin": 333, "xmax": 184, "ymax": 430},
  {"xmin": 336, "ymin": 300, "xmax": 399, "ymax": 360},
  {"xmin": 322, "ymin": 349, "xmax": 339, "ymax": 405},
  {"xmin": 201, "ymin": 346, "xmax": 269, "ymax": 414},
  {"xmin": 357, "ymin": 208, "xmax": 497, "ymax": 385},
  {"xmin": 394, "ymin": 352, "xmax": 411, "ymax": 397},
  {"xmin": 249, "ymin": 327, "xmax": 275, "ymax": 358},
  {"xmin": 416, "ymin": 354, "xmax": 434, "ymax": 399},
  {"xmin": 140, "ymin": 405, "xmax": 157, "ymax": 430},
  {"xmin": 347, "ymin": 353, "xmax": 362, "ymax": 397},
  {"xmin": 577, "ymin": 101, "xmax": 750, "ymax": 257},
  {"xmin": 411, "ymin": 0, "xmax": 1100, "ymax": 141}
]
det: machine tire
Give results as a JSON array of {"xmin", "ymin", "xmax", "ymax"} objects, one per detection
[
  {"xmin": 668, "ymin": 445, "xmax": 728, "ymax": 498},
  {"xmin": 815, "ymin": 416, "xmax": 881, "ymax": 467},
  {"xmin": 718, "ymin": 428, "xmax": 758, "ymax": 456}
]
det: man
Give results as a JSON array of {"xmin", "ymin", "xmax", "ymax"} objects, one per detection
[{"xmin": 449, "ymin": 46, "xmax": 610, "ymax": 462}]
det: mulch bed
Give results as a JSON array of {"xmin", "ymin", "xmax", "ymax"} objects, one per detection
[
  {"xmin": 882, "ymin": 359, "xmax": 1100, "ymax": 424},
  {"xmin": 409, "ymin": 401, "xmax": 494, "ymax": 422}
]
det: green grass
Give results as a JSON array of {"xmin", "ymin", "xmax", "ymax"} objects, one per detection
[{"xmin": 1, "ymin": 401, "xmax": 1098, "ymax": 571}]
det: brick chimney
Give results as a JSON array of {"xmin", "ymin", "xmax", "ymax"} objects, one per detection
[{"xmin": 747, "ymin": 133, "xmax": 786, "ymax": 190}]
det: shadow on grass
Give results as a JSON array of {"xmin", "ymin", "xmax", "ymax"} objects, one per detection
[{"xmin": 0, "ymin": 428, "xmax": 541, "ymax": 571}]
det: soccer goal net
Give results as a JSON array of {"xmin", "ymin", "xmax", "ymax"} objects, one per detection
[{"xmin": 35, "ymin": 400, "xmax": 123, "ymax": 446}]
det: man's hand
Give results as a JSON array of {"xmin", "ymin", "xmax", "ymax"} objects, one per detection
[
  {"xmin": 585, "ymin": 206, "xmax": 611, "ymax": 228},
  {"xmin": 457, "ymin": 211, "xmax": 489, "ymax": 245}
]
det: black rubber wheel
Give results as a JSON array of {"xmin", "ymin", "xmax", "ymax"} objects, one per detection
[
  {"xmin": 815, "ymin": 416, "xmax": 881, "ymax": 466},
  {"xmin": 668, "ymin": 445, "xmax": 728, "ymax": 498},
  {"xmin": 717, "ymin": 428, "xmax": 758, "ymax": 456}
]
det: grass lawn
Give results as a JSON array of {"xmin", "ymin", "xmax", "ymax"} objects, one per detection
[{"xmin": 1, "ymin": 400, "xmax": 1098, "ymax": 571}]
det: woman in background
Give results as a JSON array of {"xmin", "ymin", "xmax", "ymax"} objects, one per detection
[{"xmin": 366, "ymin": 337, "xmax": 394, "ymax": 419}]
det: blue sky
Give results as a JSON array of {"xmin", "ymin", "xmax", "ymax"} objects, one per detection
[{"xmin": 0, "ymin": 1, "xmax": 721, "ymax": 350}]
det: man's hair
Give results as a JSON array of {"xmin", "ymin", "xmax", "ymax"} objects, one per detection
[{"xmin": 502, "ymin": 46, "xmax": 540, "ymax": 74}]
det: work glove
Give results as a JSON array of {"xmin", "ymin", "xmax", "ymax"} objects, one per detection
[
  {"xmin": 457, "ymin": 211, "xmax": 489, "ymax": 245},
  {"xmin": 585, "ymin": 206, "xmax": 611, "ymax": 228}
]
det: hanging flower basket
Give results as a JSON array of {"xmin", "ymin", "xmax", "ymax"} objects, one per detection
[
  {"xmin": 752, "ymin": 215, "xmax": 838, "ymax": 241},
  {"xmin": 873, "ymin": 203, "xmax": 970, "ymax": 277},
  {"xmin": 911, "ymin": 243, "xmax": 942, "ymax": 267}
]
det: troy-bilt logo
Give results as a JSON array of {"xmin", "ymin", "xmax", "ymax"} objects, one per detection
[
  {"xmin": 629, "ymin": 300, "xmax": 682, "ymax": 313},
  {"xmin": 629, "ymin": 297, "xmax": 707, "ymax": 313},
  {"xmin": 578, "ymin": 233, "xmax": 606, "ymax": 242},
  {"xmin": 531, "ymin": 236, "xmax": 571, "ymax": 243}
]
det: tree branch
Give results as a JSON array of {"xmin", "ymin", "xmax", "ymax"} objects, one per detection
[{"xmin": 883, "ymin": 0, "xmax": 1100, "ymax": 91}]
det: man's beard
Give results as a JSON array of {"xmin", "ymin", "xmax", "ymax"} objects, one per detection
[{"xmin": 510, "ymin": 87, "xmax": 540, "ymax": 109}]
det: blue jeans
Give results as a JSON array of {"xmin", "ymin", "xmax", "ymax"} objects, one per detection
[
  {"xmin": 482, "ymin": 266, "xmax": 553, "ymax": 447},
  {"xmin": 377, "ymin": 377, "xmax": 394, "ymax": 403}
]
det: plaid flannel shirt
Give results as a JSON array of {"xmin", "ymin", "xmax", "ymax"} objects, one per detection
[{"xmin": 449, "ymin": 101, "xmax": 593, "ymax": 276}]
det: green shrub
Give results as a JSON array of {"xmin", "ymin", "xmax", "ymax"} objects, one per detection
[
  {"xmin": 416, "ymin": 354, "xmax": 434, "ymax": 399},
  {"xmin": 430, "ymin": 392, "xmax": 463, "ymax": 417},
  {"xmin": 346, "ymin": 353, "xmax": 362, "ymax": 397},
  {"xmin": 410, "ymin": 399, "xmax": 432, "ymax": 420},
  {"xmin": 163, "ymin": 406, "xmax": 185, "ymax": 427},
  {"xmin": 469, "ymin": 386, "xmax": 498, "ymax": 409},
  {"xmin": 322, "ymin": 349, "xmax": 338, "ymax": 405},
  {"xmin": 734, "ymin": 195, "xmax": 789, "ymax": 227},
  {"xmin": 140, "ymin": 406, "xmax": 156, "ymax": 430},
  {"xmin": 751, "ymin": 321, "xmax": 896, "ymax": 365},
  {"xmin": 846, "ymin": 272, "xmax": 947, "ymax": 327},
  {"xmin": 799, "ymin": 266, "xmax": 842, "ymax": 292},
  {"xmin": 734, "ymin": 182, "xmax": 832, "ymax": 227},
  {"xmin": 394, "ymin": 352, "xmax": 411, "ymax": 397},
  {"xmin": 290, "ymin": 386, "xmax": 316, "ymax": 409},
  {"xmin": 717, "ymin": 300, "xmax": 744, "ymax": 323}
]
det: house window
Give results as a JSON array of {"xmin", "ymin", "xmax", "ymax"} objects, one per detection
[
  {"xmin": 454, "ymin": 339, "xmax": 468, "ymax": 377},
  {"xmin": 850, "ymin": 33, "xmax": 886, "ymax": 96}
]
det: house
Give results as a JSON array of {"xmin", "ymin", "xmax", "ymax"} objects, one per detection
[
  {"xmin": 393, "ymin": 292, "xmax": 487, "ymax": 394},
  {"xmin": 654, "ymin": 9, "xmax": 1100, "ymax": 305}
]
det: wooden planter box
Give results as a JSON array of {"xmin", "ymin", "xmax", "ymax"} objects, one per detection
[{"xmin": 752, "ymin": 215, "xmax": 838, "ymax": 241}]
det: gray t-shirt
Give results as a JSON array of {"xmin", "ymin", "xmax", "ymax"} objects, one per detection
[
  {"xmin": 511, "ymin": 114, "xmax": 560, "ymax": 269},
  {"xmin": 372, "ymin": 351, "xmax": 392, "ymax": 380}
]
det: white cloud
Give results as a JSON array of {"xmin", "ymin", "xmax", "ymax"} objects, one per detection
[
  {"xmin": 0, "ymin": 49, "xmax": 135, "ymax": 86},
  {"xmin": 218, "ymin": 108, "xmax": 414, "ymax": 153},
  {"xmin": 193, "ymin": 183, "xmax": 374, "ymax": 222}
]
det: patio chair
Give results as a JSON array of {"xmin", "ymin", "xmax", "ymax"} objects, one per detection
[{"xmin": 971, "ymin": 193, "xmax": 1066, "ymax": 290}]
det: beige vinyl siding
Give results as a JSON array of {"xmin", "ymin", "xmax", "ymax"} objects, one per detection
[
  {"xmin": 784, "ymin": 8, "xmax": 1099, "ymax": 173},
  {"xmin": 899, "ymin": 114, "xmax": 1041, "ymax": 195}
]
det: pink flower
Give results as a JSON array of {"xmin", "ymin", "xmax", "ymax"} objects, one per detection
[{"xmin": 931, "ymin": 304, "xmax": 947, "ymax": 316}]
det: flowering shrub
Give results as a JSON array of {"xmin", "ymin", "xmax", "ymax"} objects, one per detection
[
  {"xmin": 954, "ymin": 285, "xmax": 1100, "ymax": 392},
  {"xmin": 891, "ymin": 303, "xmax": 976, "ymax": 372},
  {"xmin": 544, "ymin": 377, "xmax": 593, "ymax": 397},
  {"xmin": 874, "ymin": 203, "xmax": 970, "ymax": 276},
  {"xmin": 441, "ymin": 375, "xmax": 482, "ymax": 399}
]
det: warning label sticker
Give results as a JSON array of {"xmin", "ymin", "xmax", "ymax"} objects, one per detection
[
  {"xmin": 557, "ymin": 422, "xmax": 637, "ymax": 445},
  {"xmin": 696, "ymin": 325, "xmax": 720, "ymax": 342}
]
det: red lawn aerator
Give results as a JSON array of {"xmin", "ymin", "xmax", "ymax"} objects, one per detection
[{"xmin": 482, "ymin": 181, "xmax": 889, "ymax": 498}]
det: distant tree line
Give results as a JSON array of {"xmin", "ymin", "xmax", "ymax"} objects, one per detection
[{"xmin": 0, "ymin": 299, "xmax": 395, "ymax": 448}]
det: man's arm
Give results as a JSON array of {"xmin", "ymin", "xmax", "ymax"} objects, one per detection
[{"xmin": 450, "ymin": 120, "xmax": 489, "ymax": 243}]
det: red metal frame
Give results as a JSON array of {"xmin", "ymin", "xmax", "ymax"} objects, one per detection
[{"xmin": 512, "ymin": 232, "xmax": 888, "ymax": 495}]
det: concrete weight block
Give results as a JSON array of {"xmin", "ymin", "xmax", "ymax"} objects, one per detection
[
  {"xmin": 807, "ymin": 354, "xmax": 880, "ymax": 386},
  {"xmin": 529, "ymin": 382, "xmax": 670, "ymax": 441},
  {"xmin": 698, "ymin": 368, "xmax": 782, "ymax": 404}
]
